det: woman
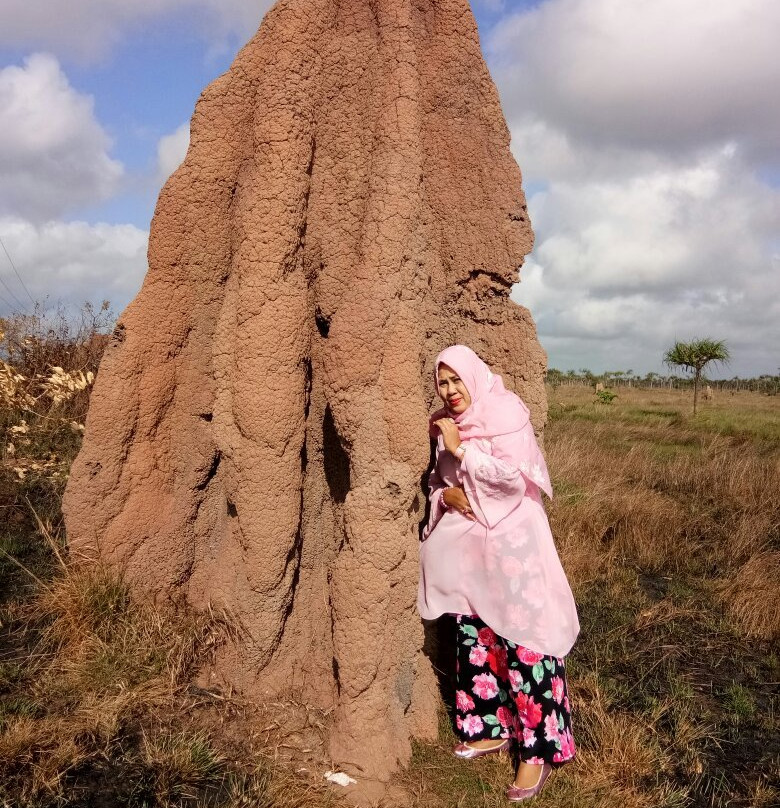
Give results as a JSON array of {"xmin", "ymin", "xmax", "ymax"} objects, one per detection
[{"xmin": 418, "ymin": 345, "xmax": 579, "ymax": 802}]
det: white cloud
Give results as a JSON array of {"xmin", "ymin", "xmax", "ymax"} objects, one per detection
[
  {"xmin": 0, "ymin": 217, "xmax": 148, "ymax": 316},
  {"xmin": 513, "ymin": 148, "xmax": 780, "ymax": 375},
  {"xmin": 0, "ymin": 1, "xmax": 275, "ymax": 62},
  {"xmin": 157, "ymin": 123, "xmax": 191, "ymax": 183},
  {"xmin": 531, "ymin": 148, "xmax": 777, "ymax": 296},
  {"xmin": 480, "ymin": 0, "xmax": 780, "ymax": 376},
  {"xmin": 489, "ymin": 0, "xmax": 780, "ymax": 167},
  {"xmin": 510, "ymin": 117, "xmax": 700, "ymax": 187},
  {"xmin": 0, "ymin": 54, "xmax": 123, "ymax": 222}
]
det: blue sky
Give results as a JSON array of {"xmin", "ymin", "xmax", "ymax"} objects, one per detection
[
  {"xmin": 1, "ymin": 1, "xmax": 521, "ymax": 229},
  {"xmin": 1, "ymin": 0, "xmax": 778, "ymax": 376}
]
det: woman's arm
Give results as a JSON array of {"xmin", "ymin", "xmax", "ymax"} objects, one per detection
[
  {"xmin": 459, "ymin": 432, "xmax": 530, "ymax": 528},
  {"xmin": 422, "ymin": 464, "xmax": 447, "ymax": 540}
]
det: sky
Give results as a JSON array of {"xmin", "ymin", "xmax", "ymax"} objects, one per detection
[{"xmin": 0, "ymin": 0, "xmax": 777, "ymax": 377}]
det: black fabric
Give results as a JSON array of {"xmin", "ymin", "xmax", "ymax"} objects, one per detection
[{"xmin": 454, "ymin": 614, "xmax": 576, "ymax": 764}]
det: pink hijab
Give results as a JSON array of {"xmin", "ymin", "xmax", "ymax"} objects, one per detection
[{"xmin": 428, "ymin": 345, "xmax": 530, "ymax": 440}]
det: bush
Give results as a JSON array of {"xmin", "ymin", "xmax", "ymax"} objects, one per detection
[
  {"xmin": 595, "ymin": 389, "xmax": 617, "ymax": 405},
  {"xmin": 1, "ymin": 303, "xmax": 114, "ymax": 511}
]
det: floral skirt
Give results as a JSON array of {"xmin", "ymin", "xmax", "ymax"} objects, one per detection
[{"xmin": 454, "ymin": 614, "xmax": 576, "ymax": 765}]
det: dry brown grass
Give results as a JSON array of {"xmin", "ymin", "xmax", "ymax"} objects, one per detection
[
  {"xmin": 561, "ymin": 674, "xmax": 676, "ymax": 808},
  {"xmin": 400, "ymin": 675, "xmax": 693, "ymax": 808},
  {"xmin": 535, "ymin": 385, "xmax": 779, "ymax": 807},
  {"xmin": 397, "ymin": 385, "xmax": 776, "ymax": 808},
  {"xmin": 1, "ymin": 455, "xmax": 344, "ymax": 805},
  {"xmin": 0, "ymin": 556, "xmax": 347, "ymax": 807},
  {"xmin": 545, "ymin": 387, "xmax": 780, "ymax": 645},
  {"xmin": 718, "ymin": 550, "xmax": 780, "ymax": 640},
  {"xmin": 2, "ymin": 337, "xmax": 778, "ymax": 807},
  {"xmin": 0, "ymin": 560, "xmax": 213, "ymax": 802},
  {"xmin": 0, "ymin": 302, "xmax": 113, "ymax": 382}
]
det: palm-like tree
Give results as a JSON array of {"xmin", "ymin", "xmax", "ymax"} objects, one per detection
[{"xmin": 664, "ymin": 338, "xmax": 730, "ymax": 415}]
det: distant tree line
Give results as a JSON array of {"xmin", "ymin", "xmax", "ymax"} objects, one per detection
[{"xmin": 546, "ymin": 367, "xmax": 779, "ymax": 396}]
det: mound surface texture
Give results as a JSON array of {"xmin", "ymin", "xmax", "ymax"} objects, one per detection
[{"xmin": 63, "ymin": 0, "xmax": 546, "ymax": 782}]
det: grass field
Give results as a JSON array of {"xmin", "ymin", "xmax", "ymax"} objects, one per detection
[
  {"xmin": 1, "ymin": 377, "xmax": 778, "ymax": 807},
  {"xmin": 396, "ymin": 385, "xmax": 779, "ymax": 808}
]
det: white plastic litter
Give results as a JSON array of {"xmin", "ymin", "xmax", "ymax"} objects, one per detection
[{"xmin": 324, "ymin": 770, "xmax": 357, "ymax": 787}]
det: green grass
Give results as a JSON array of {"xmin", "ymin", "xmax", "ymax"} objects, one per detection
[
  {"xmin": 693, "ymin": 407, "xmax": 780, "ymax": 445},
  {"xmin": 552, "ymin": 479, "xmax": 589, "ymax": 504},
  {"xmin": 724, "ymin": 682, "xmax": 757, "ymax": 722},
  {"xmin": 549, "ymin": 385, "xmax": 780, "ymax": 446}
]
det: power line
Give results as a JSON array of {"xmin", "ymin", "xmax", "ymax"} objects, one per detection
[
  {"xmin": 0, "ymin": 289, "xmax": 19, "ymax": 313},
  {"xmin": 0, "ymin": 233, "xmax": 35, "ymax": 307},
  {"xmin": 0, "ymin": 272, "xmax": 28, "ymax": 314}
]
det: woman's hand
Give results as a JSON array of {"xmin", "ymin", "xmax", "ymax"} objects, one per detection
[
  {"xmin": 433, "ymin": 417, "xmax": 462, "ymax": 455},
  {"xmin": 443, "ymin": 486, "xmax": 476, "ymax": 521}
]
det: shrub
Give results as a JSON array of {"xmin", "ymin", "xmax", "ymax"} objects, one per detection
[{"xmin": 595, "ymin": 389, "xmax": 617, "ymax": 405}]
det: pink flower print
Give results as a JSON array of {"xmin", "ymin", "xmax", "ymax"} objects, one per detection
[
  {"xmin": 487, "ymin": 645, "xmax": 509, "ymax": 678},
  {"xmin": 461, "ymin": 713, "xmax": 484, "ymax": 737},
  {"xmin": 507, "ymin": 530, "xmax": 529, "ymax": 549},
  {"xmin": 522, "ymin": 727, "xmax": 536, "ymax": 747},
  {"xmin": 521, "ymin": 578, "xmax": 546, "ymax": 610},
  {"xmin": 544, "ymin": 711, "xmax": 561, "ymax": 742},
  {"xmin": 496, "ymin": 706, "xmax": 514, "ymax": 729},
  {"xmin": 527, "ymin": 756, "xmax": 545, "ymax": 765},
  {"xmin": 477, "ymin": 627, "xmax": 497, "ymax": 647},
  {"xmin": 500, "ymin": 556, "xmax": 525, "ymax": 578},
  {"xmin": 455, "ymin": 690, "xmax": 475, "ymax": 712},
  {"xmin": 559, "ymin": 728, "xmax": 576, "ymax": 759},
  {"xmin": 469, "ymin": 645, "xmax": 488, "ymax": 667},
  {"xmin": 517, "ymin": 647, "xmax": 544, "ymax": 666},
  {"xmin": 515, "ymin": 693, "xmax": 543, "ymax": 729},
  {"xmin": 564, "ymin": 695, "xmax": 570, "ymax": 712},
  {"xmin": 472, "ymin": 672, "xmax": 499, "ymax": 700},
  {"xmin": 508, "ymin": 669, "xmax": 523, "ymax": 691},
  {"xmin": 551, "ymin": 676, "xmax": 565, "ymax": 704},
  {"xmin": 506, "ymin": 604, "xmax": 525, "ymax": 627},
  {"xmin": 456, "ymin": 715, "xmax": 463, "ymax": 731}
]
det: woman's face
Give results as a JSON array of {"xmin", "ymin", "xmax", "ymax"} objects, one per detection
[{"xmin": 437, "ymin": 363, "xmax": 471, "ymax": 414}]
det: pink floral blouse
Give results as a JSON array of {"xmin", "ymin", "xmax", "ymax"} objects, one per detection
[{"xmin": 417, "ymin": 420, "xmax": 579, "ymax": 657}]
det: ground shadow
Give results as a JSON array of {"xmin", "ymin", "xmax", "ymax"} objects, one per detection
[{"xmin": 422, "ymin": 614, "xmax": 457, "ymax": 727}]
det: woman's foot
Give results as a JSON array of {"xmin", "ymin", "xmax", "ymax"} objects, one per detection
[
  {"xmin": 452, "ymin": 737, "xmax": 511, "ymax": 759},
  {"xmin": 506, "ymin": 763, "xmax": 551, "ymax": 802},
  {"xmin": 513, "ymin": 762, "xmax": 545, "ymax": 788}
]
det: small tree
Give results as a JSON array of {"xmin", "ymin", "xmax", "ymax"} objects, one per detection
[
  {"xmin": 546, "ymin": 367, "xmax": 564, "ymax": 391},
  {"xmin": 595, "ymin": 388, "xmax": 617, "ymax": 405},
  {"xmin": 664, "ymin": 338, "xmax": 730, "ymax": 415}
]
